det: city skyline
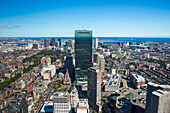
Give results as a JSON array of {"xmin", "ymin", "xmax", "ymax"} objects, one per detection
[
  {"xmin": 0, "ymin": 0, "xmax": 170, "ymax": 37},
  {"xmin": 0, "ymin": 34, "xmax": 169, "ymax": 113},
  {"xmin": 0, "ymin": 0, "xmax": 170, "ymax": 112}
]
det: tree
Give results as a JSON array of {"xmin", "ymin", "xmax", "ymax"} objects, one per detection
[
  {"xmin": 10, "ymin": 93, "xmax": 14, "ymax": 96},
  {"xmin": 93, "ymin": 110, "xmax": 97, "ymax": 113},
  {"xmin": 7, "ymin": 91, "xmax": 10, "ymax": 96},
  {"xmin": 14, "ymin": 92, "xmax": 18, "ymax": 97}
]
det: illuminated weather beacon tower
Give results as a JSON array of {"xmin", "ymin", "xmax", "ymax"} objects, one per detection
[{"xmin": 75, "ymin": 30, "xmax": 93, "ymax": 84}]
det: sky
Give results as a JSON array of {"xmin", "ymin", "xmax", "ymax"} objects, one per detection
[{"xmin": 0, "ymin": 0, "xmax": 170, "ymax": 37}]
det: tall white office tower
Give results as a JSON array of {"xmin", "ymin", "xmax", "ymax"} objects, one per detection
[{"xmin": 94, "ymin": 38, "xmax": 98, "ymax": 49}]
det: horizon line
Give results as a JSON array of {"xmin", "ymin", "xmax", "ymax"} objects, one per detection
[{"xmin": 0, "ymin": 36, "xmax": 170, "ymax": 38}]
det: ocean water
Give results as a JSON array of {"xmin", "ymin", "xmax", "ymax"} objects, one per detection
[
  {"xmin": 1, "ymin": 37, "xmax": 170, "ymax": 44},
  {"xmin": 98, "ymin": 37, "xmax": 170, "ymax": 43},
  {"xmin": 18, "ymin": 37, "xmax": 170, "ymax": 43}
]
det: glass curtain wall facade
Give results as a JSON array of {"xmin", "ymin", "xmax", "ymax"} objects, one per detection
[{"xmin": 75, "ymin": 30, "xmax": 93, "ymax": 82}]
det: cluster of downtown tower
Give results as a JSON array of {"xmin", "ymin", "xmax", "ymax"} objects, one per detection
[
  {"xmin": 43, "ymin": 30, "xmax": 101, "ymax": 112},
  {"xmin": 75, "ymin": 30, "xmax": 101, "ymax": 112}
]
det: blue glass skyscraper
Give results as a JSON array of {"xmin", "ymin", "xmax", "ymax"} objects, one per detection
[{"xmin": 75, "ymin": 30, "xmax": 93, "ymax": 83}]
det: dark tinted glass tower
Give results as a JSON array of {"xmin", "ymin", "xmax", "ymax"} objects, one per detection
[
  {"xmin": 75, "ymin": 30, "xmax": 93, "ymax": 82},
  {"xmin": 58, "ymin": 39, "xmax": 62, "ymax": 47}
]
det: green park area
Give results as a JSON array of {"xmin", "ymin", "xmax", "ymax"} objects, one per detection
[
  {"xmin": 0, "ymin": 50, "xmax": 71, "ymax": 91},
  {"xmin": 23, "ymin": 50, "xmax": 71, "ymax": 73}
]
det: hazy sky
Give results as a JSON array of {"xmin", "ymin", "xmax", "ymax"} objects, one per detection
[{"xmin": 0, "ymin": 0, "xmax": 170, "ymax": 37}]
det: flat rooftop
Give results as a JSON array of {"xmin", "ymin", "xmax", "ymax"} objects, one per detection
[
  {"xmin": 53, "ymin": 92, "xmax": 69, "ymax": 98},
  {"xmin": 152, "ymin": 89, "xmax": 170, "ymax": 97},
  {"xmin": 106, "ymin": 74, "xmax": 121, "ymax": 86}
]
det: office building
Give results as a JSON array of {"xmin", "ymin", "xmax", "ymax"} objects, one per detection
[
  {"xmin": 94, "ymin": 38, "xmax": 98, "ymax": 49},
  {"xmin": 104, "ymin": 74, "xmax": 121, "ymax": 92},
  {"xmin": 98, "ymin": 55, "xmax": 105, "ymax": 71},
  {"xmin": 58, "ymin": 39, "xmax": 63, "ymax": 47},
  {"xmin": 93, "ymin": 53, "xmax": 99, "ymax": 64},
  {"xmin": 145, "ymin": 82, "xmax": 170, "ymax": 113},
  {"xmin": 150, "ymin": 90, "xmax": 170, "ymax": 113},
  {"xmin": 87, "ymin": 66, "xmax": 101, "ymax": 112},
  {"xmin": 122, "ymin": 42, "xmax": 126, "ymax": 47},
  {"xmin": 50, "ymin": 38, "xmax": 56, "ymax": 46},
  {"xmin": 42, "ymin": 70, "xmax": 51, "ymax": 81},
  {"xmin": 93, "ymin": 53, "xmax": 105, "ymax": 71},
  {"xmin": 28, "ymin": 43, "xmax": 33, "ymax": 49},
  {"xmin": 69, "ymin": 86, "xmax": 79, "ymax": 110},
  {"xmin": 15, "ymin": 80, "xmax": 25, "ymax": 89},
  {"xmin": 3, "ymin": 48, "xmax": 14, "ymax": 53},
  {"xmin": 130, "ymin": 73, "xmax": 145, "ymax": 88},
  {"xmin": 75, "ymin": 30, "xmax": 93, "ymax": 83},
  {"xmin": 32, "ymin": 43, "xmax": 39, "ymax": 49},
  {"xmin": 9, "ymin": 98, "xmax": 28, "ymax": 113},
  {"xmin": 41, "ymin": 63, "xmax": 56, "ymax": 78},
  {"xmin": 71, "ymin": 40, "xmax": 75, "ymax": 49},
  {"xmin": 98, "ymin": 42, "xmax": 103, "ymax": 47},
  {"xmin": 44, "ymin": 39, "xmax": 50, "ymax": 47},
  {"xmin": 66, "ymin": 41, "xmax": 71, "ymax": 47},
  {"xmin": 118, "ymin": 42, "xmax": 122, "ymax": 47},
  {"xmin": 53, "ymin": 92, "xmax": 71, "ymax": 113},
  {"xmin": 41, "ymin": 57, "xmax": 51, "ymax": 66},
  {"xmin": 55, "ymin": 41, "xmax": 59, "ymax": 48},
  {"xmin": 68, "ymin": 39, "xmax": 73, "ymax": 48},
  {"xmin": 1, "ymin": 44, "xmax": 11, "ymax": 50}
]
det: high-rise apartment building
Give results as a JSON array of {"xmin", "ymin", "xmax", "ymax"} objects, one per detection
[
  {"xmin": 87, "ymin": 66, "xmax": 101, "ymax": 112},
  {"xmin": 44, "ymin": 39, "xmax": 50, "ymax": 47},
  {"xmin": 75, "ymin": 30, "xmax": 93, "ymax": 83},
  {"xmin": 94, "ymin": 38, "xmax": 98, "ymax": 49}
]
